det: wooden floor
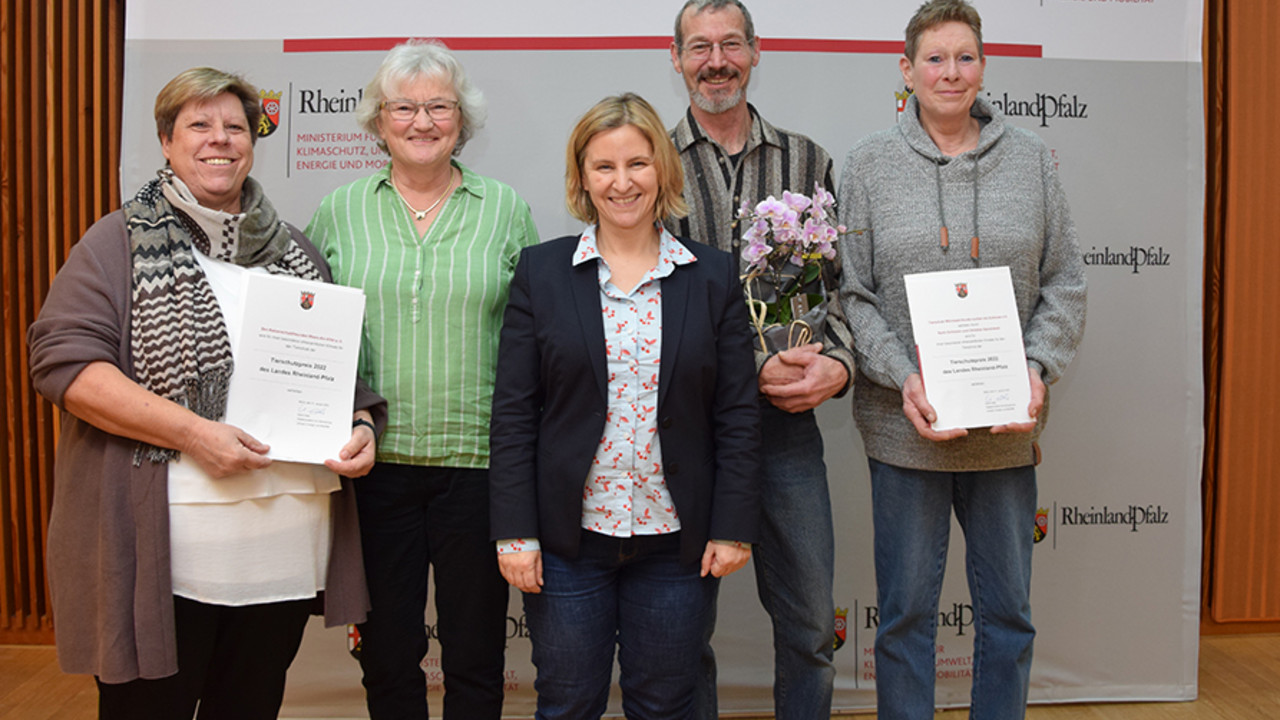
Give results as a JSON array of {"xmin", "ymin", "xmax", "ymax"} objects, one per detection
[{"xmin": 2, "ymin": 634, "xmax": 1277, "ymax": 719}]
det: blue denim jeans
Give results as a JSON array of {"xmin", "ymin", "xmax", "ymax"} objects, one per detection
[
  {"xmin": 697, "ymin": 406, "xmax": 836, "ymax": 720},
  {"xmin": 524, "ymin": 531, "xmax": 717, "ymax": 720},
  {"xmin": 869, "ymin": 459, "xmax": 1036, "ymax": 720}
]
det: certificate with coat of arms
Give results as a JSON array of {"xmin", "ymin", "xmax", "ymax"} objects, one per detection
[
  {"xmin": 903, "ymin": 266, "xmax": 1032, "ymax": 431},
  {"xmin": 223, "ymin": 272, "xmax": 366, "ymax": 464}
]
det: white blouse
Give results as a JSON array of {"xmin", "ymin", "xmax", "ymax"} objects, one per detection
[{"xmin": 167, "ymin": 248, "xmax": 337, "ymax": 606}]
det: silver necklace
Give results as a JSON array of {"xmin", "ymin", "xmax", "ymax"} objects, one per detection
[{"xmin": 392, "ymin": 168, "xmax": 455, "ymax": 221}]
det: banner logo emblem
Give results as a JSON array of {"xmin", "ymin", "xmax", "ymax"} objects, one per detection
[
  {"xmin": 833, "ymin": 607, "xmax": 848, "ymax": 651},
  {"xmin": 895, "ymin": 89, "xmax": 913, "ymax": 120},
  {"xmin": 1035, "ymin": 507, "xmax": 1049, "ymax": 543},
  {"xmin": 955, "ymin": 282, "xmax": 968, "ymax": 298},
  {"xmin": 347, "ymin": 624, "xmax": 362, "ymax": 660},
  {"xmin": 259, "ymin": 89, "xmax": 282, "ymax": 137},
  {"xmin": 300, "ymin": 290, "xmax": 315, "ymax": 310}
]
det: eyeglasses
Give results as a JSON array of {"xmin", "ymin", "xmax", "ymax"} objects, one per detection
[
  {"xmin": 682, "ymin": 38, "xmax": 752, "ymax": 60},
  {"xmin": 381, "ymin": 99, "xmax": 459, "ymax": 122}
]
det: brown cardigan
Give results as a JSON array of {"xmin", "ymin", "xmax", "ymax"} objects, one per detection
[{"xmin": 27, "ymin": 210, "xmax": 387, "ymax": 683}]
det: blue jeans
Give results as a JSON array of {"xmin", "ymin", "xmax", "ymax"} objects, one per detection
[
  {"xmin": 524, "ymin": 531, "xmax": 717, "ymax": 720},
  {"xmin": 698, "ymin": 406, "xmax": 835, "ymax": 720},
  {"xmin": 869, "ymin": 459, "xmax": 1036, "ymax": 720},
  {"xmin": 355, "ymin": 464, "xmax": 509, "ymax": 720}
]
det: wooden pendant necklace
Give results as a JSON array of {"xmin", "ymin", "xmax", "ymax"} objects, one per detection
[{"xmin": 392, "ymin": 168, "xmax": 455, "ymax": 221}]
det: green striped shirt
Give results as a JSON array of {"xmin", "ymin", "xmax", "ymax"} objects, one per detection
[{"xmin": 306, "ymin": 162, "xmax": 538, "ymax": 468}]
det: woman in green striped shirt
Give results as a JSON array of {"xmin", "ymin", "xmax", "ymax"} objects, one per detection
[{"xmin": 306, "ymin": 40, "xmax": 538, "ymax": 720}]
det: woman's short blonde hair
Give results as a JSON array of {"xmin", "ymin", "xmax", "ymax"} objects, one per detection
[
  {"xmin": 154, "ymin": 67, "xmax": 261, "ymax": 144},
  {"xmin": 354, "ymin": 39, "xmax": 486, "ymax": 156},
  {"xmin": 904, "ymin": 0, "xmax": 984, "ymax": 63},
  {"xmin": 565, "ymin": 93, "xmax": 688, "ymax": 225}
]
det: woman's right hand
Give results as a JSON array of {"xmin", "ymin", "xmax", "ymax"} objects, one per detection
[
  {"xmin": 63, "ymin": 361, "xmax": 272, "ymax": 477},
  {"xmin": 498, "ymin": 550, "xmax": 543, "ymax": 594},
  {"xmin": 902, "ymin": 373, "xmax": 968, "ymax": 442},
  {"xmin": 180, "ymin": 418, "xmax": 272, "ymax": 478}
]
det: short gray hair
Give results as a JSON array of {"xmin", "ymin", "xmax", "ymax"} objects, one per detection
[
  {"xmin": 355, "ymin": 39, "xmax": 487, "ymax": 155},
  {"xmin": 673, "ymin": 0, "xmax": 757, "ymax": 52},
  {"xmin": 904, "ymin": 0, "xmax": 984, "ymax": 63}
]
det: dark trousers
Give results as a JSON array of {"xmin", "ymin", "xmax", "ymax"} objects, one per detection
[
  {"xmin": 96, "ymin": 595, "xmax": 313, "ymax": 720},
  {"xmin": 355, "ymin": 463, "xmax": 510, "ymax": 720}
]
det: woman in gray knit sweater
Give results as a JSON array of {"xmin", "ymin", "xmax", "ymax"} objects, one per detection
[{"xmin": 837, "ymin": 1, "xmax": 1086, "ymax": 718}]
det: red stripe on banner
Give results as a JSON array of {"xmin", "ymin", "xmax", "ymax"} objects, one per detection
[
  {"xmin": 282, "ymin": 36, "xmax": 1042, "ymax": 57},
  {"xmin": 765, "ymin": 39, "xmax": 1041, "ymax": 58},
  {"xmin": 282, "ymin": 36, "xmax": 672, "ymax": 52},
  {"xmin": 981, "ymin": 42, "xmax": 1043, "ymax": 58},
  {"xmin": 761, "ymin": 38, "xmax": 904, "ymax": 53}
]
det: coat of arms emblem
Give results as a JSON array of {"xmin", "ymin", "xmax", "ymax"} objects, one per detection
[
  {"xmin": 258, "ymin": 90, "xmax": 282, "ymax": 138},
  {"xmin": 833, "ymin": 607, "xmax": 848, "ymax": 651}
]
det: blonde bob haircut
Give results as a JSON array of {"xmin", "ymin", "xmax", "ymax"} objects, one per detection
[
  {"xmin": 154, "ymin": 67, "xmax": 262, "ymax": 145},
  {"xmin": 565, "ymin": 93, "xmax": 688, "ymax": 224}
]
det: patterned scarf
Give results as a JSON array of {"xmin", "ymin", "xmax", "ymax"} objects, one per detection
[{"xmin": 123, "ymin": 168, "xmax": 323, "ymax": 464}]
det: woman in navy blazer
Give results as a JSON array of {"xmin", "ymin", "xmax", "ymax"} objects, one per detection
[{"xmin": 489, "ymin": 93, "xmax": 760, "ymax": 719}]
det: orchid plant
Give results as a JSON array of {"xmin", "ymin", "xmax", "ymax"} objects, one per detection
[{"xmin": 737, "ymin": 183, "xmax": 848, "ymax": 352}]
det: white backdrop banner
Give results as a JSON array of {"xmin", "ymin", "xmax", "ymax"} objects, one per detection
[{"xmin": 123, "ymin": 1, "xmax": 1204, "ymax": 716}]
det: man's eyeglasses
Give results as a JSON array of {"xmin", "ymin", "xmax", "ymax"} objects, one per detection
[{"xmin": 682, "ymin": 39, "xmax": 752, "ymax": 59}]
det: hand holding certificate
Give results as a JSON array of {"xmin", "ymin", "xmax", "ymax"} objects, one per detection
[
  {"xmin": 903, "ymin": 267, "xmax": 1032, "ymax": 432},
  {"xmin": 223, "ymin": 272, "xmax": 366, "ymax": 464}
]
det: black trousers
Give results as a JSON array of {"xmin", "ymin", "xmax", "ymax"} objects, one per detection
[
  {"xmin": 96, "ymin": 595, "xmax": 313, "ymax": 720},
  {"xmin": 354, "ymin": 463, "xmax": 510, "ymax": 720}
]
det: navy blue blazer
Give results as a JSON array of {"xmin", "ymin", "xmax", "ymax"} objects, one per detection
[{"xmin": 489, "ymin": 233, "xmax": 761, "ymax": 565}]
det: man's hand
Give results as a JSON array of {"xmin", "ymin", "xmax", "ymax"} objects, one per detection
[
  {"xmin": 758, "ymin": 343, "xmax": 849, "ymax": 413},
  {"xmin": 700, "ymin": 542, "xmax": 751, "ymax": 578}
]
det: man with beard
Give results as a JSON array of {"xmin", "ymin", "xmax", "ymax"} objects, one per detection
[{"xmin": 664, "ymin": 1, "xmax": 852, "ymax": 718}]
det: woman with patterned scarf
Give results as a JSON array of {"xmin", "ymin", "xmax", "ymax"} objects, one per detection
[{"xmin": 28, "ymin": 67, "xmax": 387, "ymax": 720}]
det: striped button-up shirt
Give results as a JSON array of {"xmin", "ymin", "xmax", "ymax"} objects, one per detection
[
  {"xmin": 306, "ymin": 162, "xmax": 538, "ymax": 468},
  {"xmin": 664, "ymin": 105, "xmax": 855, "ymax": 381}
]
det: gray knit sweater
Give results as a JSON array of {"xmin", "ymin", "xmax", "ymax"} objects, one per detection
[{"xmin": 837, "ymin": 94, "xmax": 1086, "ymax": 471}]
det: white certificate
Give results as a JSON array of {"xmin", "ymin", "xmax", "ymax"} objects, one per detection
[
  {"xmin": 903, "ymin": 266, "xmax": 1031, "ymax": 431},
  {"xmin": 223, "ymin": 273, "xmax": 366, "ymax": 464}
]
